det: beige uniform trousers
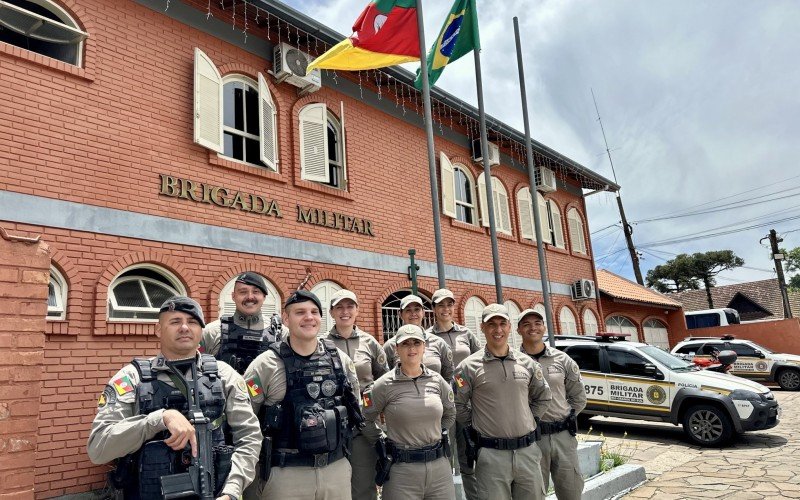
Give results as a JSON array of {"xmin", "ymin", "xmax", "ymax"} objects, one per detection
[
  {"xmin": 475, "ymin": 444, "xmax": 545, "ymax": 500},
  {"xmin": 538, "ymin": 430, "xmax": 583, "ymax": 500},
  {"xmin": 246, "ymin": 456, "xmax": 352, "ymax": 500},
  {"xmin": 382, "ymin": 456, "xmax": 455, "ymax": 500},
  {"xmin": 452, "ymin": 421, "xmax": 479, "ymax": 500},
  {"xmin": 349, "ymin": 426, "xmax": 379, "ymax": 500}
]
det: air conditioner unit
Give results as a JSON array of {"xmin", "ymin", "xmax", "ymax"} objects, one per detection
[
  {"xmin": 535, "ymin": 166, "xmax": 557, "ymax": 193},
  {"xmin": 571, "ymin": 279, "xmax": 596, "ymax": 301},
  {"xmin": 470, "ymin": 139, "xmax": 500, "ymax": 167},
  {"xmin": 272, "ymin": 43, "xmax": 321, "ymax": 95}
]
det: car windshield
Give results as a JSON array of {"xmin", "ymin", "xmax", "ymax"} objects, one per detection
[
  {"xmin": 747, "ymin": 341, "xmax": 773, "ymax": 354},
  {"xmin": 639, "ymin": 345, "xmax": 695, "ymax": 370}
]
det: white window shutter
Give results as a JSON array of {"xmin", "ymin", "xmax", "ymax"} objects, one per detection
[
  {"xmin": 518, "ymin": 187, "xmax": 534, "ymax": 240},
  {"xmin": 257, "ymin": 73, "xmax": 278, "ymax": 170},
  {"xmin": 340, "ymin": 101, "xmax": 348, "ymax": 185},
  {"xmin": 537, "ymin": 193, "xmax": 552, "ymax": 244},
  {"xmin": 497, "ymin": 187, "xmax": 510, "ymax": 233},
  {"xmin": 478, "ymin": 173, "xmax": 489, "ymax": 227},
  {"xmin": 568, "ymin": 209, "xmax": 586, "ymax": 254},
  {"xmin": 550, "ymin": 201, "xmax": 565, "ymax": 248},
  {"xmin": 299, "ymin": 104, "xmax": 330, "ymax": 183},
  {"xmin": 440, "ymin": 152, "xmax": 457, "ymax": 218},
  {"xmin": 577, "ymin": 216, "xmax": 587, "ymax": 253},
  {"xmin": 193, "ymin": 48, "xmax": 223, "ymax": 153}
]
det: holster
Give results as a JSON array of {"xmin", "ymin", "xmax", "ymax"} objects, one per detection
[
  {"xmin": 462, "ymin": 426, "xmax": 480, "ymax": 469},
  {"xmin": 567, "ymin": 410, "xmax": 578, "ymax": 437},
  {"xmin": 534, "ymin": 417, "xmax": 542, "ymax": 442},
  {"xmin": 442, "ymin": 429, "xmax": 452, "ymax": 459},
  {"xmin": 374, "ymin": 436, "xmax": 393, "ymax": 486},
  {"xmin": 259, "ymin": 437, "xmax": 273, "ymax": 482},
  {"xmin": 213, "ymin": 444, "xmax": 235, "ymax": 495}
]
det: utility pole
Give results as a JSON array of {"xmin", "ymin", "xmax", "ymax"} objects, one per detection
[
  {"xmin": 592, "ymin": 90, "xmax": 644, "ymax": 284},
  {"xmin": 765, "ymin": 230, "xmax": 793, "ymax": 318}
]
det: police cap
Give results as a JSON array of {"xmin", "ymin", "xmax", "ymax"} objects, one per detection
[
  {"xmin": 159, "ymin": 296, "xmax": 205, "ymax": 327},
  {"xmin": 285, "ymin": 290, "xmax": 322, "ymax": 314},
  {"xmin": 431, "ymin": 288, "xmax": 455, "ymax": 304},
  {"xmin": 395, "ymin": 324, "xmax": 426, "ymax": 344},
  {"xmin": 400, "ymin": 294, "xmax": 424, "ymax": 311},
  {"xmin": 481, "ymin": 303, "xmax": 510, "ymax": 323},
  {"xmin": 235, "ymin": 271, "xmax": 268, "ymax": 295},
  {"xmin": 519, "ymin": 308, "xmax": 544, "ymax": 322}
]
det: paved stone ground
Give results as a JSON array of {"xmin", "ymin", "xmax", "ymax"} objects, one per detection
[{"xmin": 576, "ymin": 390, "xmax": 798, "ymax": 499}]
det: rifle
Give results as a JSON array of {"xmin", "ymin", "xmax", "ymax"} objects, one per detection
[
  {"xmin": 267, "ymin": 314, "xmax": 283, "ymax": 343},
  {"xmin": 161, "ymin": 359, "xmax": 215, "ymax": 500}
]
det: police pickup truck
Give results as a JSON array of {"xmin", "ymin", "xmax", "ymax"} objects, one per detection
[
  {"xmin": 555, "ymin": 334, "xmax": 780, "ymax": 446},
  {"xmin": 672, "ymin": 335, "xmax": 800, "ymax": 391}
]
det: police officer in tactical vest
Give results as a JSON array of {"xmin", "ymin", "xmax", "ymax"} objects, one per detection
[
  {"xmin": 88, "ymin": 296, "xmax": 262, "ymax": 500},
  {"xmin": 243, "ymin": 290, "xmax": 364, "ymax": 500},
  {"xmin": 202, "ymin": 272, "xmax": 285, "ymax": 374}
]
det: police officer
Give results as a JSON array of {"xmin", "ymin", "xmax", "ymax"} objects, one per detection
[
  {"xmin": 243, "ymin": 290, "xmax": 363, "ymax": 500},
  {"xmin": 325, "ymin": 289, "xmax": 388, "ymax": 500},
  {"xmin": 202, "ymin": 272, "xmax": 284, "ymax": 374},
  {"xmin": 384, "ymin": 294, "xmax": 454, "ymax": 380},
  {"xmin": 518, "ymin": 309, "xmax": 586, "ymax": 500},
  {"xmin": 426, "ymin": 288, "xmax": 481, "ymax": 499},
  {"xmin": 454, "ymin": 303, "xmax": 552, "ymax": 500},
  {"xmin": 365, "ymin": 324, "xmax": 456, "ymax": 500},
  {"xmin": 88, "ymin": 296, "xmax": 262, "ymax": 500}
]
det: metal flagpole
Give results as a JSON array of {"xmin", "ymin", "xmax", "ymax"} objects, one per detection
[
  {"xmin": 473, "ymin": 49, "xmax": 504, "ymax": 303},
  {"xmin": 415, "ymin": 0, "xmax": 446, "ymax": 288},
  {"xmin": 513, "ymin": 17, "xmax": 555, "ymax": 345}
]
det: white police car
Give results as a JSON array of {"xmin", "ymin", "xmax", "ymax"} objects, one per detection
[
  {"xmin": 556, "ymin": 334, "xmax": 780, "ymax": 447},
  {"xmin": 672, "ymin": 335, "xmax": 800, "ymax": 391}
]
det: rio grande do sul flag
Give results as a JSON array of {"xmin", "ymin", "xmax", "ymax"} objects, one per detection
[
  {"xmin": 307, "ymin": 0, "xmax": 420, "ymax": 72},
  {"xmin": 414, "ymin": 0, "xmax": 480, "ymax": 89}
]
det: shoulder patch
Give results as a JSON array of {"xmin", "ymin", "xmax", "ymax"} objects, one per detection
[
  {"xmin": 98, "ymin": 385, "xmax": 116, "ymax": 408},
  {"xmin": 571, "ymin": 363, "xmax": 580, "ymax": 375},
  {"xmin": 362, "ymin": 391, "xmax": 373, "ymax": 408},
  {"xmin": 448, "ymin": 389, "xmax": 455, "ymax": 403},
  {"xmin": 377, "ymin": 353, "xmax": 387, "ymax": 366},
  {"xmin": 236, "ymin": 378, "xmax": 248, "ymax": 396},
  {"xmin": 446, "ymin": 350, "xmax": 453, "ymax": 362},
  {"xmin": 454, "ymin": 372, "xmax": 468, "ymax": 388},
  {"xmin": 112, "ymin": 375, "xmax": 135, "ymax": 396},
  {"xmin": 246, "ymin": 375, "xmax": 263, "ymax": 397},
  {"xmin": 534, "ymin": 367, "xmax": 544, "ymax": 381}
]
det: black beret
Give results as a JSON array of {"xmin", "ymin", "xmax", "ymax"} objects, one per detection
[
  {"xmin": 285, "ymin": 290, "xmax": 322, "ymax": 314},
  {"xmin": 235, "ymin": 272, "xmax": 268, "ymax": 295},
  {"xmin": 159, "ymin": 296, "xmax": 205, "ymax": 327}
]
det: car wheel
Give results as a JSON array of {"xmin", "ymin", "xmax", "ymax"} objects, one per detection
[
  {"xmin": 682, "ymin": 404, "xmax": 733, "ymax": 447},
  {"xmin": 777, "ymin": 369, "xmax": 800, "ymax": 391}
]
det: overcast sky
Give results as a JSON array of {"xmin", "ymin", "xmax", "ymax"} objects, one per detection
[{"xmin": 283, "ymin": 0, "xmax": 800, "ymax": 288}]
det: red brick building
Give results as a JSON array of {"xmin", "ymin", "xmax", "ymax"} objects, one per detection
[{"xmin": 0, "ymin": 0, "xmax": 617, "ymax": 496}]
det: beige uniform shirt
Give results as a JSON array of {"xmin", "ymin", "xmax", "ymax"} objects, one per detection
[
  {"xmin": 326, "ymin": 326, "xmax": 388, "ymax": 394},
  {"xmin": 87, "ymin": 353, "xmax": 261, "ymax": 500},
  {"xmin": 364, "ymin": 365, "xmax": 456, "ymax": 449},
  {"xmin": 522, "ymin": 345, "xmax": 587, "ymax": 423},
  {"xmin": 201, "ymin": 313, "xmax": 283, "ymax": 356},
  {"xmin": 384, "ymin": 332, "xmax": 454, "ymax": 380},
  {"xmin": 243, "ymin": 339, "xmax": 360, "ymax": 414},
  {"xmin": 454, "ymin": 348, "xmax": 552, "ymax": 439},
  {"xmin": 426, "ymin": 323, "xmax": 481, "ymax": 368}
]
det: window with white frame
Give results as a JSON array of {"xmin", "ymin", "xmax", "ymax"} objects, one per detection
[
  {"xmin": 193, "ymin": 48, "xmax": 278, "ymax": 170},
  {"xmin": 477, "ymin": 173, "xmax": 511, "ymax": 234},
  {"xmin": 47, "ymin": 266, "xmax": 67, "ymax": 320},
  {"xmin": 464, "ymin": 296, "xmax": 487, "ymax": 347},
  {"xmin": 583, "ymin": 308, "xmax": 599, "ymax": 335},
  {"xmin": 299, "ymin": 103, "xmax": 347, "ymax": 190},
  {"xmin": 567, "ymin": 208, "xmax": 588, "ymax": 254},
  {"xmin": 517, "ymin": 186, "xmax": 535, "ymax": 240},
  {"xmin": 643, "ymin": 318, "xmax": 669, "ymax": 349},
  {"xmin": 504, "ymin": 300, "xmax": 522, "ymax": 351},
  {"xmin": 606, "ymin": 315, "xmax": 638, "ymax": 341},
  {"xmin": 0, "ymin": 0, "xmax": 88, "ymax": 66},
  {"xmin": 536, "ymin": 193, "xmax": 564, "ymax": 248},
  {"xmin": 559, "ymin": 307, "xmax": 578, "ymax": 334},
  {"xmin": 381, "ymin": 290, "xmax": 435, "ymax": 341},
  {"xmin": 108, "ymin": 266, "xmax": 184, "ymax": 321},
  {"xmin": 310, "ymin": 280, "xmax": 342, "ymax": 337},
  {"xmin": 440, "ymin": 152, "xmax": 477, "ymax": 225},
  {"xmin": 218, "ymin": 274, "xmax": 281, "ymax": 320}
]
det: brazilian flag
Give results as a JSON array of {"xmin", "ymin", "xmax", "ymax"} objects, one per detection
[{"xmin": 413, "ymin": 0, "xmax": 480, "ymax": 89}]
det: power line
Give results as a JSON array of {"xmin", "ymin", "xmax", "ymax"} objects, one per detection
[
  {"xmin": 645, "ymin": 248, "xmax": 775, "ymax": 273},
  {"xmin": 638, "ymin": 214, "xmax": 800, "ymax": 248}
]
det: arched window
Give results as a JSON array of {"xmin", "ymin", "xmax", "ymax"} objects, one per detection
[
  {"xmin": 465, "ymin": 296, "xmax": 487, "ymax": 347},
  {"xmin": 300, "ymin": 104, "xmax": 347, "ymax": 190},
  {"xmin": 606, "ymin": 315, "xmax": 638, "ymax": 341},
  {"xmin": 477, "ymin": 173, "xmax": 512, "ymax": 234},
  {"xmin": 222, "ymin": 75, "xmax": 276, "ymax": 170},
  {"xmin": 0, "ymin": 0, "xmax": 88, "ymax": 66},
  {"xmin": 643, "ymin": 318, "xmax": 669, "ymax": 349},
  {"xmin": 454, "ymin": 166, "xmax": 476, "ymax": 224},
  {"xmin": 583, "ymin": 309, "xmax": 599, "ymax": 335},
  {"xmin": 381, "ymin": 289, "xmax": 434, "ymax": 341},
  {"xmin": 504, "ymin": 300, "xmax": 522, "ymax": 351},
  {"xmin": 517, "ymin": 186, "xmax": 535, "ymax": 240},
  {"xmin": 533, "ymin": 303, "xmax": 547, "ymax": 318},
  {"xmin": 567, "ymin": 208, "xmax": 587, "ymax": 254},
  {"xmin": 559, "ymin": 307, "xmax": 577, "ymax": 335},
  {"xmin": 47, "ymin": 265, "xmax": 67, "ymax": 320},
  {"xmin": 535, "ymin": 193, "xmax": 565, "ymax": 247},
  {"xmin": 310, "ymin": 280, "xmax": 342, "ymax": 337},
  {"xmin": 108, "ymin": 265, "xmax": 185, "ymax": 321},
  {"xmin": 218, "ymin": 274, "xmax": 281, "ymax": 320}
]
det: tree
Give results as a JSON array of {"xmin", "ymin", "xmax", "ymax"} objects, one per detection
[
  {"xmin": 784, "ymin": 247, "xmax": 800, "ymax": 290},
  {"xmin": 645, "ymin": 250, "xmax": 744, "ymax": 307}
]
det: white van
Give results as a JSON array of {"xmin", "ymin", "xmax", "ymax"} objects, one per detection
[{"xmin": 685, "ymin": 308, "xmax": 741, "ymax": 329}]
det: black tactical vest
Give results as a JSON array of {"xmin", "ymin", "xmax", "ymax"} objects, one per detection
[
  {"xmin": 218, "ymin": 315, "xmax": 276, "ymax": 375},
  {"xmin": 266, "ymin": 340, "xmax": 349, "ymax": 454}
]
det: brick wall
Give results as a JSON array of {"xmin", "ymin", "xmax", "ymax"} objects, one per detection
[
  {"xmin": 0, "ymin": 229, "xmax": 49, "ymax": 499},
  {"xmin": 600, "ymin": 296, "xmax": 688, "ymax": 346}
]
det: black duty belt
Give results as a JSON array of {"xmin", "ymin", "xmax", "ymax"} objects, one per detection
[
  {"xmin": 479, "ymin": 431, "xmax": 537, "ymax": 450},
  {"xmin": 390, "ymin": 441, "xmax": 446, "ymax": 463},
  {"xmin": 539, "ymin": 419, "xmax": 569, "ymax": 435},
  {"xmin": 272, "ymin": 448, "xmax": 345, "ymax": 468}
]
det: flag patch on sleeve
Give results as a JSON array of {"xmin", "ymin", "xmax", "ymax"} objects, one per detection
[
  {"xmin": 112, "ymin": 375, "xmax": 134, "ymax": 396},
  {"xmin": 362, "ymin": 391, "xmax": 373, "ymax": 408},
  {"xmin": 246, "ymin": 375, "xmax": 263, "ymax": 397},
  {"xmin": 454, "ymin": 373, "xmax": 468, "ymax": 388}
]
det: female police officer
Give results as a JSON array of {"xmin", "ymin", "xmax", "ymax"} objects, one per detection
[
  {"xmin": 325, "ymin": 289, "xmax": 388, "ymax": 500},
  {"xmin": 365, "ymin": 324, "xmax": 456, "ymax": 500}
]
